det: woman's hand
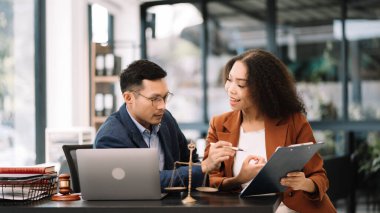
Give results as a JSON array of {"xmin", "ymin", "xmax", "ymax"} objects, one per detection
[
  {"xmin": 235, "ymin": 155, "xmax": 266, "ymax": 184},
  {"xmin": 280, "ymin": 172, "xmax": 316, "ymax": 193},
  {"xmin": 201, "ymin": 141, "xmax": 236, "ymax": 173}
]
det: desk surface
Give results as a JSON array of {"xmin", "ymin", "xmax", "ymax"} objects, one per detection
[{"xmin": 1, "ymin": 192, "xmax": 280, "ymax": 213}]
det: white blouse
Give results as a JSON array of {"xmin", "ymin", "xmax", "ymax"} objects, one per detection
[
  {"xmin": 232, "ymin": 126, "xmax": 297, "ymax": 213},
  {"xmin": 233, "ymin": 126, "xmax": 266, "ymax": 188}
]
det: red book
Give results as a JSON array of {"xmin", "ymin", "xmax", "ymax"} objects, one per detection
[{"xmin": 0, "ymin": 165, "xmax": 55, "ymax": 174}]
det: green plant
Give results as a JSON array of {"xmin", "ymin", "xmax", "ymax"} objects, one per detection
[{"xmin": 355, "ymin": 132, "xmax": 380, "ymax": 195}]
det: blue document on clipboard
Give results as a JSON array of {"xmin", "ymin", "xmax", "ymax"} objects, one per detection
[{"xmin": 240, "ymin": 142, "xmax": 324, "ymax": 197}]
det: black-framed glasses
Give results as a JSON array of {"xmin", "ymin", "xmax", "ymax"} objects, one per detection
[{"xmin": 133, "ymin": 91, "xmax": 173, "ymax": 106}]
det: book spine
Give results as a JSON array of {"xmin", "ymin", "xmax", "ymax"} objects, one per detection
[{"xmin": 0, "ymin": 168, "xmax": 47, "ymax": 174}]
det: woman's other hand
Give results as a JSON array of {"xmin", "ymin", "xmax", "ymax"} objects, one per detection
[
  {"xmin": 280, "ymin": 172, "xmax": 316, "ymax": 193},
  {"xmin": 235, "ymin": 155, "xmax": 266, "ymax": 184}
]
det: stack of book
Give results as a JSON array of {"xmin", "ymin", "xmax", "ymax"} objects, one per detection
[{"xmin": 0, "ymin": 165, "xmax": 57, "ymax": 202}]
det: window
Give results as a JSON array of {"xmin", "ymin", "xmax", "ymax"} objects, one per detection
[
  {"xmin": 347, "ymin": 3, "xmax": 380, "ymax": 121},
  {"xmin": 91, "ymin": 3, "xmax": 109, "ymax": 44},
  {"xmin": 144, "ymin": 3, "xmax": 204, "ymax": 139},
  {"xmin": 0, "ymin": 0, "xmax": 37, "ymax": 166}
]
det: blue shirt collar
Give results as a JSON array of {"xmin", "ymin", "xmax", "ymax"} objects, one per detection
[{"xmin": 126, "ymin": 106, "xmax": 161, "ymax": 134}]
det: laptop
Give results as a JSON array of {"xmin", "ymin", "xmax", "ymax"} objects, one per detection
[{"xmin": 76, "ymin": 148, "xmax": 166, "ymax": 200}]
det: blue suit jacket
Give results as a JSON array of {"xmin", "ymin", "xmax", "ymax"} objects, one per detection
[{"xmin": 94, "ymin": 104, "xmax": 204, "ymax": 191}]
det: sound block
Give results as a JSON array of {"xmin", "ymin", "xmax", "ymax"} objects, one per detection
[
  {"xmin": 196, "ymin": 187, "xmax": 218, "ymax": 192},
  {"xmin": 51, "ymin": 193, "xmax": 80, "ymax": 201}
]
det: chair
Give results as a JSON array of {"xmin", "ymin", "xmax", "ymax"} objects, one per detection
[
  {"xmin": 62, "ymin": 144, "xmax": 93, "ymax": 193},
  {"xmin": 324, "ymin": 155, "xmax": 355, "ymax": 213}
]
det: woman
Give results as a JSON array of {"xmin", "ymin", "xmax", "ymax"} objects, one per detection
[{"xmin": 203, "ymin": 49, "xmax": 336, "ymax": 212}]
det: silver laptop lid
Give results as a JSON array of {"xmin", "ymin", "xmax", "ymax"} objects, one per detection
[{"xmin": 77, "ymin": 148, "xmax": 162, "ymax": 200}]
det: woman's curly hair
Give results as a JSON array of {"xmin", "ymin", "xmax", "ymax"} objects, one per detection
[{"xmin": 224, "ymin": 49, "xmax": 306, "ymax": 119}]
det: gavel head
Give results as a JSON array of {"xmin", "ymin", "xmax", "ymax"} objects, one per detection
[{"xmin": 58, "ymin": 173, "xmax": 71, "ymax": 195}]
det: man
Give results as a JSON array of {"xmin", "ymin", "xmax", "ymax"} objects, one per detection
[{"xmin": 94, "ymin": 59, "xmax": 234, "ymax": 191}]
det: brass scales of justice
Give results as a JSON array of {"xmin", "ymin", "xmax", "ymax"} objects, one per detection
[{"xmin": 164, "ymin": 142, "xmax": 218, "ymax": 204}]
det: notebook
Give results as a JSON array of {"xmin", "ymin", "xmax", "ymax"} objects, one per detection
[
  {"xmin": 0, "ymin": 174, "xmax": 43, "ymax": 180},
  {"xmin": 240, "ymin": 142, "xmax": 324, "ymax": 197},
  {"xmin": 77, "ymin": 148, "xmax": 166, "ymax": 200}
]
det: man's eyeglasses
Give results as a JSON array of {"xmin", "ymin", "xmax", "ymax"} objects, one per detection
[{"xmin": 133, "ymin": 91, "xmax": 173, "ymax": 106}]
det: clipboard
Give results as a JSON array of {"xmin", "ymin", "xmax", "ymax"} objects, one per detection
[{"xmin": 240, "ymin": 142, "xmax": 324, "ymax": 197}]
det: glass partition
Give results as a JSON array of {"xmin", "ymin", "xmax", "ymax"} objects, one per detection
[
  {"xmin": 0, "ymin": 0, "xmax": 36, "ymax": 166},
  {"xmin": 276, "ymin": 0, "xmax": 342, "ymax": 121},
  {"xmin": 347, "ymin": 2, "xmax": 380, "ymax": 121},
  {"xmin": 206, "ymin": 0, "xmax": 268, "ymax": 119},
  {"xmin": 145, "ymin": 3, "xmax": 203, "ymax": 139}
]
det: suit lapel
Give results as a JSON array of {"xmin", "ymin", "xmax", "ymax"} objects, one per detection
[
  {"xmin": 130, "ymin": 132, "xmax": 148, "ymax": 148},
  {"xmin": 157, "ymin": 122, "xmax": 174, "ymax": 169},
  {"xmin": 265, "ymin": 117, "xmax": 288, "ymax": 159},
  {"xmin": 120, "ymin": 104, "xmax": 149, "ymax": 148},
  {"xmin": 219, "ymin": 111, "xmax": 241, "ymax": 177}
]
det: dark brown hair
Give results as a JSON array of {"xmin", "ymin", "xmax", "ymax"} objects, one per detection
[
  {"xmin": 224, "ymin": 49, "xmax": 306, "ymax": 119},
  {"xmin": 120, "ymin": 59, "xmax": 167, "ymax": 93}
]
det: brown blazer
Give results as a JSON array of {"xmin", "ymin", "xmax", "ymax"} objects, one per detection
[{"xmin": 204, "ymin": 110, "xmax": 336, "ymax": 213}]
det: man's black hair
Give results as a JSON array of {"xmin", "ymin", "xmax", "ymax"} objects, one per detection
[{"xmin": 120, "ymin": 59, "xmax": 167, "ymax": 93}]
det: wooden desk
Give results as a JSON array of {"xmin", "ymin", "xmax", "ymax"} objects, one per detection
[{"xmin": 1, "ymin": 192, "xmax": 280, "ymax": 213}]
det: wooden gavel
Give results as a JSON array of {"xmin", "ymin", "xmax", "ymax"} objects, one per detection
[
  {"xmin": 57, "ymin": 174, "xmax": 71, "ymax": 195},
  {"xmin": 51, "ymin": 174, "xmax": 80, "ymax": 201}
]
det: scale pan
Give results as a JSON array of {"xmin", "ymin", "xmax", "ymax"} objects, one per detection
[
  {"xmin": 196, "ymin": 187, "xmax": 218, "ymax": 192},
  {"xmin": 164, "ymin": 186, "xmax": 187, "ymax": 191}
]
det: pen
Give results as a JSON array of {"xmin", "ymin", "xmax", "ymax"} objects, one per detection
[
  {"xmin": 210, "ymin": 142, "xmax": 244, "ymax": 152},
  {"xmin": 226, "ymin": 146, "xmax": 245, "ymax": 152}
]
